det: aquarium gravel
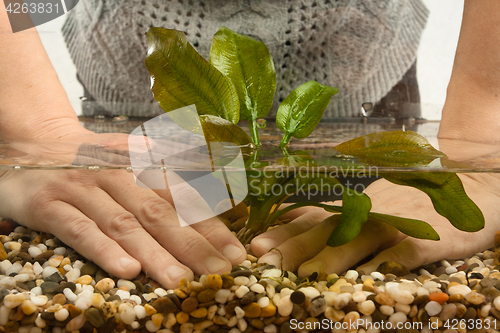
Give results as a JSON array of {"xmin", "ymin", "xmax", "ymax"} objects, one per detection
[{"xmin": 0, "ymin": 219, "xmax": 499, "ymax": 333}]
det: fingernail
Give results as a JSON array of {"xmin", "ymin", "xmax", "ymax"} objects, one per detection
[
  {"xmin": 259, "ymin": 253, "xmax": 281, "ymax": 267},
  {"xmin": 222, "ymin": 244, "xmax": 244, "ymax": 261},
  {"xmin": 118, "ymin": 257, "xmax": 136, "ymax": 270},
  {"xmin": 252, "ymin": 237, "xmax": 276, "ymax": 251},
  {"xmin": 205, "ymin": 256, "xmax": 229, "ymax": 273},
  {"xmin": 300, "ymin": 261, "xmax": 324, "ymax": 276},
  {"xmin": 166, "ymin": 266, "xmax": 188, "ymax": 281}
]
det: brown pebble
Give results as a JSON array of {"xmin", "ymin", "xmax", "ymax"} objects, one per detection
[
  {"xmin": 374, "ymin": 292, "xmax": 394, "ymax": 306},
  {"xmin": 52, "ymin": 293, "xmax": 66, "ymax": 305},
  {"xmin": 260, "ymin": 302, "xmax": 276, "ymax": 318},
  {"xmin": 413, "ymin": 295, "xmax": 429, "ymax": 305},
  {"xmin": 249, "ymin": 318, "xmax": 265, "ymax": 329},
  {"xmin": 181, "ymin": 297, "xmax": 199, "ymax": 313},
  {"xmin": 240, "ymin": 291, "xmax": 255, "ymax": 306},
  {"xmin": 448, "ymin": 294, "xmax": 464, "ymax": 303},
  {"xmin": 190, "ymin": 307, "xmax": 208, "ymax": 318},
  {"xmin": 376, "ymin": 261, "xmax": 411, "ymax": 277},
  {"xmin": 291, "ymin": 304, "xmax": 307, "ymax": 321},
  {"xmin": 0, "ymin": 243, "xmax": 8, "ymax": 261},
  {"xmin": 463, "ymin": 307, "xmax": 477, "ymax": 321},
  {"xmin": 4, "ymin": 321, "xmax": 20, "ymax": 333},
  {"xmin": 197, "ymin": 289, "xmax": 216, "ymax": 303},
  {"xmin": 35, "ymin": 250, "xmax": 54, "ymax": 260},
  {"xmin": 153, "ymin": 297, "xmax": 177, "ymax": 314},
  {"xmin": 222, "ymin": 275, "xmax": 234, "ymax": 289},
  {"xmin": 213, "ymin": 315, "xmax": 229, "ymax": 325},
  {"xmin": 67, "ymin": 304, "xmax": 82, "ymax": 317},
  {"xmin": 85, "ymin": 307, "xmax": 105, "ymax": 328},
  {"xmin": 243, "ymin": 302, "xmax": 261, "ymax": 318},
  {"xmin": 225, "ymin": 300, "xmax": 238, "ymax": 316},
  {"xmin": 455, "ymin": 303, "xmax": 467, "ymax": 318}
]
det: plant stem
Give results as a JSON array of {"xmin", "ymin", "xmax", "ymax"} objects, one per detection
[
  {"xmin": 249, "ymin": 119, "xmax": 261, "ymax": 148},
  {"xmin": 280, "ymin": 132, "xmax": 292, "ymax": 148}
]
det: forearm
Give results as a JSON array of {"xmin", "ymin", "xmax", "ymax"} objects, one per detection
[
  {"xmin": 439, "ymin": 0, "xmax": 500, "ymax": 143},
  {"xmin": 0, "ymin": 2, "xmax": 87, "ymax": 142}
]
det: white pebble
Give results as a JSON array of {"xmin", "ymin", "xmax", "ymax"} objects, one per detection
[
  {"xmin": 73, "ymin": 260, "xmax": 84, "ymax": 270},
  {"xmin": 74, "ymin": 297, "xmax": 92, "ymax": 310},
  {"xmin": 35, "ymin": 314, "xmax": 46, "ymax": 328},
  {"xmin": 37, "ymin": 244, "xmax": 47, "ymax": 252},
  {"xmin": 130, "ymin": 295, "xmax": 142, "ymax": 305},
  {"xmin": 261, "ymin": 268, "xmax": 282, "ymax": 279},
  {"xmin": 0, "ymin": 277, "xmax": 16, "ymax": 289},
  {"xmin": 440, "ymin": 260, "xmax": 451, "ymax": 268},
  {"xmin": 237, "ymin": 318, "xmax": 247, "ymax": 331},
  {"xmin": 299, "ymin": 287, "xmax": 320, "ymax": 300},
  {"xmin": 241, "ymin": 260, "xmax": 252, "ymax": 268},
  {"xmin": 6, "ymin": 262, "xmax": 22, "ymax": 276},
  {"xmin": 145, "ymin": 320, "xmax": 160, "ymax": 332},
  {"xmin": 235, "ymin": 306, "xmax": 245, "ymax": 319},
  {"xmin": 0, "ymin": 260, "xmax": 12, "ymax": 274},
  {"xmin": 234, "ymin": 285, "xmax": 249, "ymax": 298},
  {"xmin": 45, "ymin": 239, "xmax": 56, "ymax": 247},
  {"xmin": 445, "ymin": 266, "xmax": 458, "ymax": 274},
  {"xmin": 393, "ymin": 290, "xmax": 414, "ymax": 305},
  {"xmin": 250, "ymin": 283, "xmax": 265, "ymax": 294},
  {"xmin": 130, "ymin": 321, "xmax": 140, "ymax": 329},
  {"xmin": 448, "ymin": 285, "xmax": 471, "ymax": 296},
  {"xmin": 30, "ymin": 295, "xmax": 48, "ymax": 306},
  {"xmin": 345, "ymin": 270, "xmax": 359, "ymax": 280},
  {"xmin": 32, "ymin": 262, "xmax": 43, "ymax": 276},
  {"xmin": 8, "ymin": 242, "xmax": 21, "ymax": 251},
  {"xmin": 228, "ymin": 328, "xmax": 241, "ymax": 333},
  {"xmin": 154, "ymin": 288, "xmax": 167, "ymax": 297},
  {"xmin": 117, "ymin": 279, "xmax": 136, "ymax": 291},
  {"xmin": 358, "ymin": 300, "xmax": 375, "ymax": 315},
  {"xmin": 0, "ymin": 305, "xmax": 9, "ymax": 326},
  {"xmin": 54, "ymin": 247, "xmax": 66, "ymax": 256},
  {"xmin": 3, "ymin": 293, "xmax": 25, "ymax": 308},
  {"xmin": 14, "ymin": 274, "xmax": 30, "ymax": 283},
  {"xmin": 266, "ymin": 285, "xmax": 275, "ymax": 299},
  {"xmin": 370, "ymin": 272, "xmax": 384, "ymax": 281},
  {"xmin": 425, "ymin": 301, "xmax": 443, "ymax": 316},
  {"xmin": 215, "ymin": 289, "xmax": 232, "ymax": 303},
  {"xmin": 352, "ymin": 291, "xmax": 367, "ymax": 303},
  {"xmin": 30, "ymin": 286, "xmax": 42, "ymax": 296},
  {"xmin": 395, "ymin": 303, "xmax": 411, "ymax": 315},
  {"xmin": 379, "ymin": 305, "xmax": 394, "ymax": 316},
  {"xmin": 42, "ymin": 266, "xmax": 59, "ymax": 279},
  {"xmin": 116, "ymin": 289, "xmax": 131, "ymax": 300},
  {"xmin": 65, "ymin": 268, "xmax": 80, "ymax": 283},
  {"xmin": 494, "ymin": 296, "xmax": 500, "ymax": 311},
  {"xmin": 134, "ymin": 305, "xmax": 147, "ymax": 319},
  {"xmin": 28, "ymin": 247, "xmax": 42, "ymax": 258},
  {"xmin": 55, "ymin": 308, "xmax": 69, "ymax": 321},
  {"xmin": 234, "ymin": 276, "xmax": 250, "ymax": 286},
  {"xmin": 388, "ymin": 311, "xmax": 407, "ymax": 325},
  {"xmin": 264, "ymin": 324, "xmax": 278, "ymax": 333},
  {"xmin": 257, "ymin": 296, "xmax": 270, "ymax": 308},
  {"xmin": 277, "ymin": 295, "xmax": 293, "ymax": 316},
  {"xmin": 120, "ymin": 305, "xmax": 136, "ymax": 325}
]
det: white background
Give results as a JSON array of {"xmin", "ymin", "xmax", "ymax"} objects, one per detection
[{"xmin": 36, "ymin": 0, "xmax": 465, "ymax": 120}]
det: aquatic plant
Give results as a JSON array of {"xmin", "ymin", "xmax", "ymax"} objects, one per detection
[{"xmin": 144, "ymin": 26, "xmax": 484, "ymax": 247}]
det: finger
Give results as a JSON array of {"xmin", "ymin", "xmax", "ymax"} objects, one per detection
[
  {"xmin": 33, "ymin": 200, "xmax": 142, "ymax": 280},
  {"xmin": 68, "ymin": 187, "xmax": 194, "ymax": 288},
  {"xmin": 97, "ymin": 172, "xmax": 233, "ymax": 275},
  {"xmin": 256, "ymin": 215, "xmax": 340, "ymax": 272},
  {"xmin": 148, "ymin": 171, "xmax": 246, "ymax": 265},
  {"xmin": 298, "ymin": 219, "xmax": 403, "ymax": 276},
  {"xmin": 251, "ymin": 209, "xmax": 332, "ymax": 257},
  {"xmin": 357, "ymin": 238, "xmax": 430, "ymax": 274}
]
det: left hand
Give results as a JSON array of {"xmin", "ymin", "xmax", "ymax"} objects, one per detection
[{"xmin": 251, "ymin": 173, "xmax": 500, "ymax": 276}]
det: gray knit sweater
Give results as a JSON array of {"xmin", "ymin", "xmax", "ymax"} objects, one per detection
[{"xmin": 62, "ymin": 0, "xmax": 429, "ymax": 118}]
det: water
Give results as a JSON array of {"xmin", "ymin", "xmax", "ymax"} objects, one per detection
[{"xmin": 1, "ymin": 118, "xmax": 499, "ymax": 173}]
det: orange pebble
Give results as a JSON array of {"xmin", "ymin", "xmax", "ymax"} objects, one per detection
[{"xmin": 428, "ymin": 292, "xmax": 449, "ymax": 305}]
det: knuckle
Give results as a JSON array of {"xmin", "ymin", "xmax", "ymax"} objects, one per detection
[
  {"xmin": 138, "ymin": 197, "xmax": 172, "ymax": 223},
  {"xmin": 106, "ymin": 211, "xmax": 141, "ymax": 235}
]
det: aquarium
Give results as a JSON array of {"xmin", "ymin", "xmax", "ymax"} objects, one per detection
[{"xmin": 0, "ymin": 110, "xmax": 499, "ymax": 332}]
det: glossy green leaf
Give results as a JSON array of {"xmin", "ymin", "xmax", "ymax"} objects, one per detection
[
  {"xmin": 368, "ymin": 212, "xmax": 440, "ymax": 240},
  {"xmin": 277, "ymin": 81, "xmax": 338, "ymax": 147},
  {"xmin": 210, "ymin": 27, "xmax": 276, "ymax": 121},
  {"xmin": 335, "ymin": 131, "xmax": 445, "ymax": 167},
  {"xmin": 382, "ymin": 172, "xmax": 485, "ymax": 232},
  {"xmin": 327, "ymin": 187, "xmax": 372, "ymax": 247},
  {"xmin": 145, "ymin": 28, "xmax": 239, "ymax": 123},
  {"xmin": 199, "ymin": 115, "xmax": 252, "ymax": 146}
]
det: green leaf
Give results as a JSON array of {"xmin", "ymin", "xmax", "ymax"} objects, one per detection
[
  {"xmin": 277, "ymin": 81, "xmax": 338, "ymax": 147},
  {"xmin": 327, "ymin": 187, "xmax": 372, "ymax": 247},
  {"xmin": 268, "ymin": 201, "xmax": 440, "ymax": 242},
  {"xmin": 210, "ymin": 27, "xmax": 276, "ymax": 121},
  {"xmin": 199, "ymin": 115, "xmax": 252, "ymax": 146},
  {"xmin": 145, "ymin": 28, "xmax": 240, "ymax": 123},
  {"xmin": 382, "ymin": 172, "xmax": 485, "ymax": 232},
  {"xmin": 368, "ymin": 212, "xmax": 440, "ymax": 240},
  {"xmin": 335, "ymin": 131, "xmax": 445, "ymax": 167}
]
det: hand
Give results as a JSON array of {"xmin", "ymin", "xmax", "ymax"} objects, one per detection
[
  {"xmin": 0, "ymin": 129, "xmax": 247, "ymax": 288},
  {"xmin": 251, "ymin": 173, "xmax": 500, "ymax": 276}
]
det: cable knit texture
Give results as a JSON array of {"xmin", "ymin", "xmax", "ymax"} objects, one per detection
[{"xmin": 62, "ymin": 0, "xmax": 429, "ymax": 118}]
